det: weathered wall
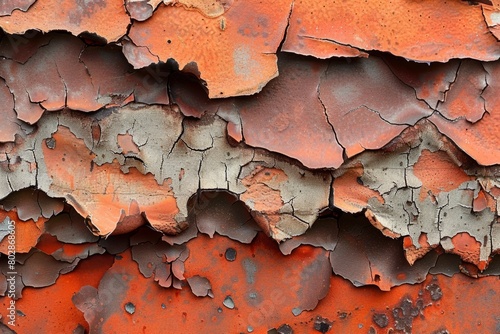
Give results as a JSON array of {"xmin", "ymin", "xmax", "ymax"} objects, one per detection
[{"xmin": 0, "ymin": 0, "xmax": 499, "ymax": 333}]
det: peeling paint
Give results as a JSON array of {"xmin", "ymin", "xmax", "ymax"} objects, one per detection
[
  {"xmin": 283, "ymin": 0, "xmax": 500, "ymax": 62},
  {"xmin": 0, "ymin": 2, "xmax": 499, "ymax": 332},
  {"xmin": 127, "ymin": 0, "xmax": 291, "ymax": 97},
  {"xmin": 0, "ymin": 0, "xmax": 129, "ymax": 42}
]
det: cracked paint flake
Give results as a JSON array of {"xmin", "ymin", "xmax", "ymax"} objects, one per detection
[
  {"xmin": 0, "ymin": 208, "xmax": 45, "ymax": 253},
  {"xmin": 0, "ymin": 0, "xmax": 129, "ymax": 43},
  {"xmin": 0, "ymin": 32, "xmax": 173, "ymax": 130},
  {"xmin": 330, "ymin": 213, "xmax": 439, "ymax": 291},
  {"xmin": 125, "ymin": 0, "xmax": 161, "ymax": 21},
  {"xmin": 483, "ymin": 3, "xmax": 500, "ymax": 40},
  {"xmin": 47, "ymin": 240, "xmax": 106, "ymax": 263},
  {"xmin": 279, "ymin": 218, "xmax": 338, "ymax": 255},
  {"xmin": 332, "ymin": 163, "xmax": 384, "ymax": 214},
  {"xmin": 187, "ymin": 275, "xmax": 213, "ymax": 298},
  {"xmin": 381, "ymin": 55, "xmax": 461, "ymax": 110},
  {"xmin": 0, "ymin": 188, "xmax": 63, "ymax": 221},
  {"xmin": 230, "ymin": 53, "xmax": 344, "ymax": 169},
  {"xmin": 131, "ymin": 239, "xmax": 187, "ymax": 288},
  {"xmin": 6, "ymin": 102, "xmax": 328, "ymax": 239},
  {"xmin": 126, "ymin": 0, "xmax": 292, "ymax": 98},
  {"xmin": 44, "ymin": 207, "xmax": 99, "ymax": 244},
  {"xmin": 220, "ymin": 53, "xmax": 448, "ymax": 168},
  {"xmin": 435, "ymin": 60, "xmax": 488, "ymax": 123},
  {"xmin": 282, "ymin": 0, "xmax": 500, "ymax": 62},
  {"xmin": 1, "ymin": 250, "xmax": 78, "ymax": 294},
  {"xmin": 430, "ymin": 60, "xmax": 500, "ymax": 166},
  {"xmin": 0, "ymin": 78, "xmax": 19, "ymax": 143},
  {"xmin": 0, "ymin": 0, "xmax": 36, "ymax": 16},
  {"xmin": 334, "ymin": 121, "xmax": 500, "ymax": 269},
  {"xmin": 319, "ymin": 56, "xmax": 432, "ymax": 158},
  {"xmin": 45, "ymin": 126, "xmax": 179, "ymax": 236}
]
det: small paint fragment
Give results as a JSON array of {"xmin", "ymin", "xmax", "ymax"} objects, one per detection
[
  {"xmin": 426, "ymin": 283, "xmax": 443, "ymax": 301},
  {"xmin": 125, "ymin": 302, "xmax": 136, "ymax": 315},
  {"xmin": 187, "ymin": 275, "xmax": 213, "ymax": 298},
  {"xmin": 223, "ymin": 295, "xmax": 235, "ymax": 309}
]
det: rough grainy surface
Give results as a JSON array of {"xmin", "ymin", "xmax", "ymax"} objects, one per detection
[{"xmin": 0, "ymin": 1, "xmax": 499, "ymax": 332}]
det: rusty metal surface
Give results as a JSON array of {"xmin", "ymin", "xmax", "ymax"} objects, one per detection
[
  {"xmin": 0, "ymin": 0, "xmax": 499, "ymax": 333},
  {"xmin": 1, "ymin": 223, "xmax": 498, "ymax": 333}
]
